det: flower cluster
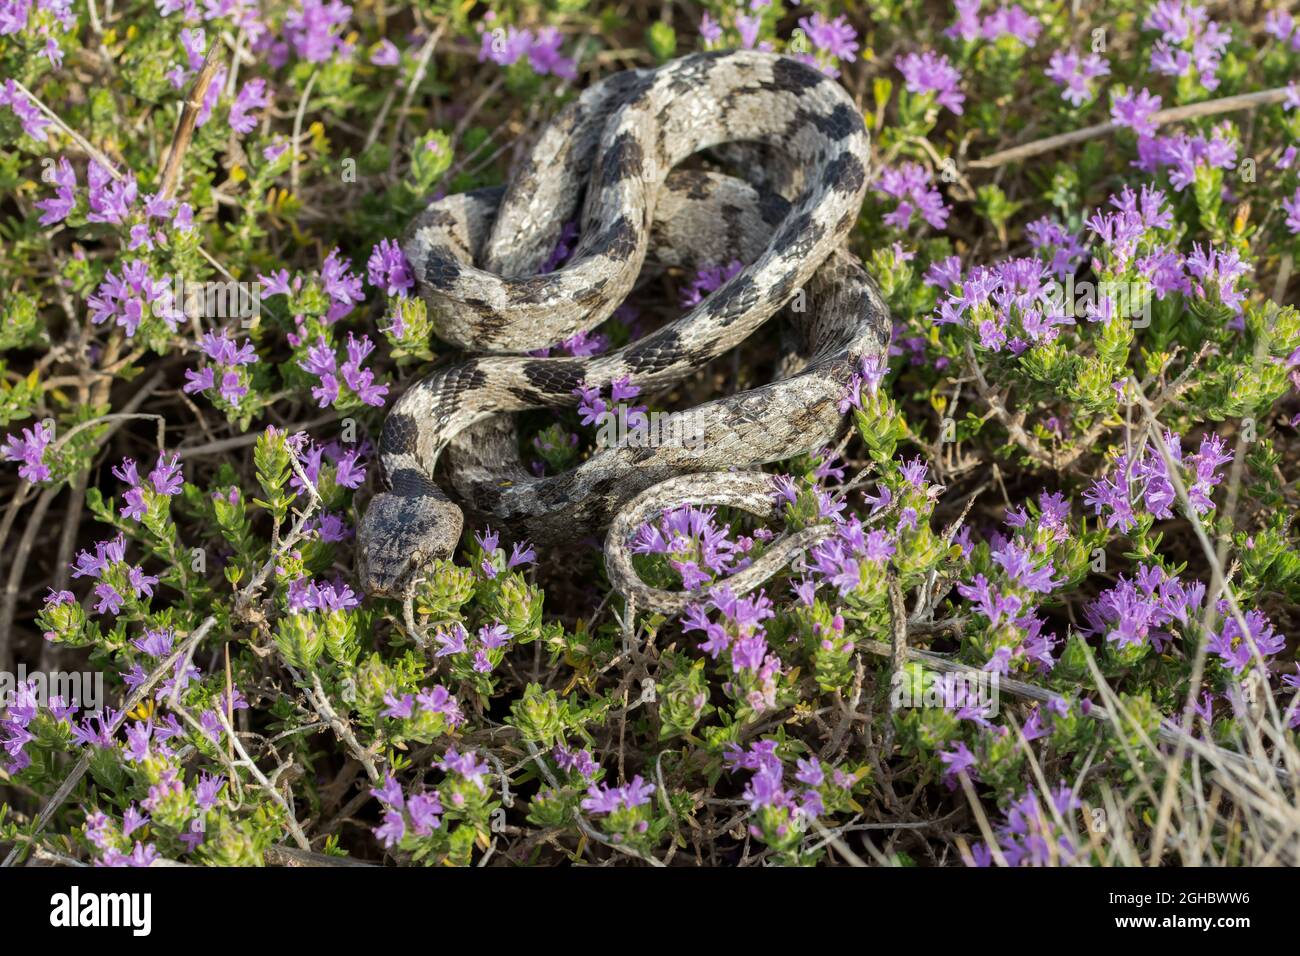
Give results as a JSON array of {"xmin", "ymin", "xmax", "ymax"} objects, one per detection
[
  {"xmin": 1, "ymin": 419, "xmax": 54, "ymax": 482},
  {"xmin": 434, "ymin": 621, "xmax": 515, "ymax": 676},
  {"xmin": 1084, "ymin": 431, "xmax": 1232, "ymax": 532},
  {"xmin": 792, "ymin": 13, "xmax": 859, "ymax": 78},
  {"xmin": 948, "ymin": 0, "xmax": 1042, "ymax": 46},
  {"xmin": 682, "ymin": 586, "xmax": 783, "ymax": 713},
  {"xmin": 1206, "ymin": 605, "xmax": 1285, "ymax": 673},
  {"xmin": 0, "ymin": 79, "xmax": 48, "ymax": 141},
  {"xmin": 299, "ymin": 332, "xmax": 388, "ymax": 408},
  {"xmin": 381, "ymin": 684, "xmax": 465, "ymax": 727},
  {"xmin": 113, "ymin": 452, "xmax": 184, "ymax": 523},
  {"xmin": 680, "ymin": 260, "xmax": 743, "ymax": 308},
  {"xmin": 70, "ymin": 534, "xmax": 159, "ymax": 617},
  {"xmin": 931, "ymin": 255, "xmax": 1071, "ymax": 351},
  {"xmin": 473, "ymin": 526, "xmax": 536, "ymax": 580},
  {"xmin": 87, "ymin": 260, "xmax": 182, "ymax": 337},
  {"xmin": 371, "ymin": 774, "xmax": 444, "ymax": 848},
  {"xmin": 875, "ymin": 162, "xmax": 950, "ymax": 232},
  {"xmin": 631, "ymin": 504, "xmax": 745, "ymax": 591},
  {"xmin": 895, "ymin": 50, "xmax": 965, "ymax": 115},
  {"xmin": 184, "ymin": 329, "xmax": 259, "ymax": 410},
  {"xmin": 1044, "ymin": 47, "xmax": 1110, "ymax": 106},
  {"xmin": 1144, "ymin": 0, "xmax": 1231, "ymax": 91},
  {"xmin": 262, "ymin": 247, "xmax": 366, "ymax": 325},
  {"xmin": 722, "ymin": 740, "xmax": 863, "ymax": 860},
  {"xmin": 475, "ymin": 14, "xmax": 576, "ymax": 79},
  {"xmin": 968, "ymin": 784, "xmax": 1083, "ymax": 866},
  {"xmin": 1084, "ymin": 564, "xmax": 1205, "ymax": 652},
  {"xmin": 573, "ymin": 376, "xmax": 646, "ymax": 430},
  {"xmin": 367, "ymin": 238, "xmax": 414, "ymax": 298}
]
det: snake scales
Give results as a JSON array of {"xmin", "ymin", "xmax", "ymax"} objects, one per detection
[{"xmin": 356, "ymin": 50, "xmax": 891, "ymax": 609}]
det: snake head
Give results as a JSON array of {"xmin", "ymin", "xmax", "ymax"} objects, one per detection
[{"xmin": 357, "ymin": 491, "xmax": 465, "ymax": 597}]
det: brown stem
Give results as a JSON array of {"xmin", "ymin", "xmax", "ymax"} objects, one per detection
[
  {"xmin": 969, "ymin": 86, "xmax": 1295, "ymax": 170},
  {"xmin": 158, "ymin": 43, "xmax": 225, "ymax": 199}
]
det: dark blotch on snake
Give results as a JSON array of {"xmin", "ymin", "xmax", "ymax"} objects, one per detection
[
  {"xmin": 624, "ymin": 330, "xmax": 682, "ymax": 371},
  {"xmin": 522, "ymin": 359, "xmax": 585, "ymax": 396},
  {"xmin": 506, "ymin": 276, "xmax": 554, "ymax": 306},
  {"xmin": 710, "ymin": 275, "xmax": 760, "ymax": 325},
  {"xmin": 587, "ymin": 215, "xmax": 638, "ymax": 261},
  {"xmin": 758, "ymin": 190, "xmax": 791, "ymax": 226},
  {"xmin": 381, "ymin": 412, "xmax": 421, "ymax": 456},
  {"xmin": 825, "ymin": 153, "xmax": 867, "ymax": 196},
  {"xmin": 601, "ymin": 134, "xmax": 645, "ymax": 189},
  {"xmin": 815, "ymin": 103, "xmax": 862, "ymax": 142},
  {"xmin": 770, "ymin": 57, "xmax": 826, "ymax": 94},
  {"xmin": 422, "ymin": 246, "xmax": 462, "ymax": 286}
]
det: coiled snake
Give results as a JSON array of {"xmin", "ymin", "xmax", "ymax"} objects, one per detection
[{"xmin": 357, "ymin": 50, "xmax": 891, "ymax": 610}]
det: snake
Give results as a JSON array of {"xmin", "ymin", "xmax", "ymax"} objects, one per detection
[{"xmin": 356, "ymin": 50, "xmax": 892, "ymax": 609}]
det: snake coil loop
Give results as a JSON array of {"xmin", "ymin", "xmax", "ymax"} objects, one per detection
[{"xmin": 358, "ymin": 50, "xmax": 890, "ymax": 604}]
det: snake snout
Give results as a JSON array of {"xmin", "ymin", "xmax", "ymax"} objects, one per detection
[{"xmin": 357, "ymin": 492, "xmax": 465, "ymax": 597}]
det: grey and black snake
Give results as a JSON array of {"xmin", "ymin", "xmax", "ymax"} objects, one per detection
[{"xmin": 356, "ymin": 50, "xmax": 891, "ymax": 610}]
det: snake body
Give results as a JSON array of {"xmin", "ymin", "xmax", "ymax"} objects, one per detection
[{"xmin": 357, "ymin": 51, "xmax": 891, "ymax": 600}]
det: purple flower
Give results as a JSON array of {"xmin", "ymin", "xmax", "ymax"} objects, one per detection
[
  {"xmin": 476, "ymin": 17, "xmax": 574, "ymax": 78},
  {"xmin": 800, "ymin": 13, "xmax": 858, "ymax": 59},
  {"xmin": 699, "ymin": 13, "xmax": 723, "ymax": 45},
  {"xmin": 1145, "ymin": 0, "xmax": 1230, "ymax": 91},
  {"xmin": 980, "ymin": 4, "xmax": 1042, "ymax": 45},
  {"xmin": 299, "ymin": 333, "xmax": 387, "ymax": 408},
  {"xmin": 939, "ymin": 741, "xmax": 976, "ymax": 784},
  {"xmin": 88, "ymin": 259, "xmax": 183, "ymax": 336},
  {"xmin": 0, "ymin": 79, "xmax": 49, "ymax": 141},
  {"xmin": 554, "ymin": 744, "xmax": 601, "ymax": 780},
  {"xmin": 114, "ymin": 451, "xmax": 183, "ymax": 521},
  {"xmin": 507, "ymin": 541, "xmax": 536, "ymax": 569},
  {"xmin": 319, "ymin": 248, "xmax": 366, "ymax": 321},
  {"xmin": 1284, "ymin": 187, "xmax": 1300, "ymax": 235},
  {"xmin": 434, "ymin": 623, "xmax": 468, "ymax": 657},
  {"xmin": 367, "ymin": 238, "xmax": 414, "ymax": 297},
  {"xmin": 680, "ymin": 260, "xmax": 743, "ymax": 308},
  {"xmin": 478, "ymin": 622, "xmax": 511, "ymax": 650},
  {"xmin": 286, "ymin": 577, "xmax": 360, "ymax": 614},
  {"xmin": 195, "ymin": 771, "xmax": 225, "ymax": 810},
  {"xmin": 370, "ymin": 39, "xmax": 399, "ymax": 66},
  {"xmin": 895, "ymin": 51, "xmax": 965, "ymax": 115},
  {"xmin": 1085, "ymin": 564, "xmax": 1205, "ymax": 651},
  {"xmin": 2, "ymin": 420, "xmax": 54, "ymax": 482},
  {"xmin": 580, "ymin": 775, "xmax": 655, "ymax": 814},
  {"xmin": 437, "ymin": 747, "xmax": 490, "ymax": 791},
  {"xmin": 1207, "ymin": 607, "xmax": 1284, "ymax": 674},
  {"xmin": 1110, "ymin": 87, "xmax": 1162, "ymax": 136},
  {"xmin": 381, "ymin": 691, "xmax": 415, "ymax": 719},
  {"xmin": 794, "ymin": 757, "xmax": 825, "ymax": 787},
  {"xmin": 98, "ymin": 841, "xmax": 162, "ymax": 867},
  {"xmin": 991, "ymin": 541, "xmax": 1059, "ymax": 594},
  {"xmin": 875, "ymin": 162, "xmax": 950, "ymax": 231},
  {"xmin": 631, "ymin": 503, "xmax": 740, "ymax": 590},
  {"xmin": 132, "ymin": 627, "xmax": 175, "ymax": 659},
  {"xmin": 35, "ymin": 156, "xmax": 77, "ymax": 225},
  {"xmin": 282, "ymin": 0, "xmax": 354, "ymax": 64},
  {"xmin": 1185, "ymin": 243, "xmax": 1251, "ymax": 313},
  {"xmin": 416, "ymin": 685, "xmax": 463, "ymax": 725},
  {"xmin": 527, "ymin": 26, "xmax": 576, "ymax": 79},
  {"xmin": 85, "ymin": 160, "xmax": 137, "ymax": 225},
  {"xmin": 407, "ymin": 792, "xmax": 443, "ymax": 835},
  {"xmin": 185, "ymin": 329, "xmax": 259, "ymax": 407},
  {"xmin": 1044, "ymin": 47, "xmax": 1110, "ymax": 106},
  {"xmin": 796, "ymin": 13, "xmax": 858, "ymax": 76},
  {"xmin": 229, "ymin": 78, "xmax": 270, "ymax": 135},
  {"xmin": 374, "ymin": 810, "xmax": 405, "ymax": 848}
]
